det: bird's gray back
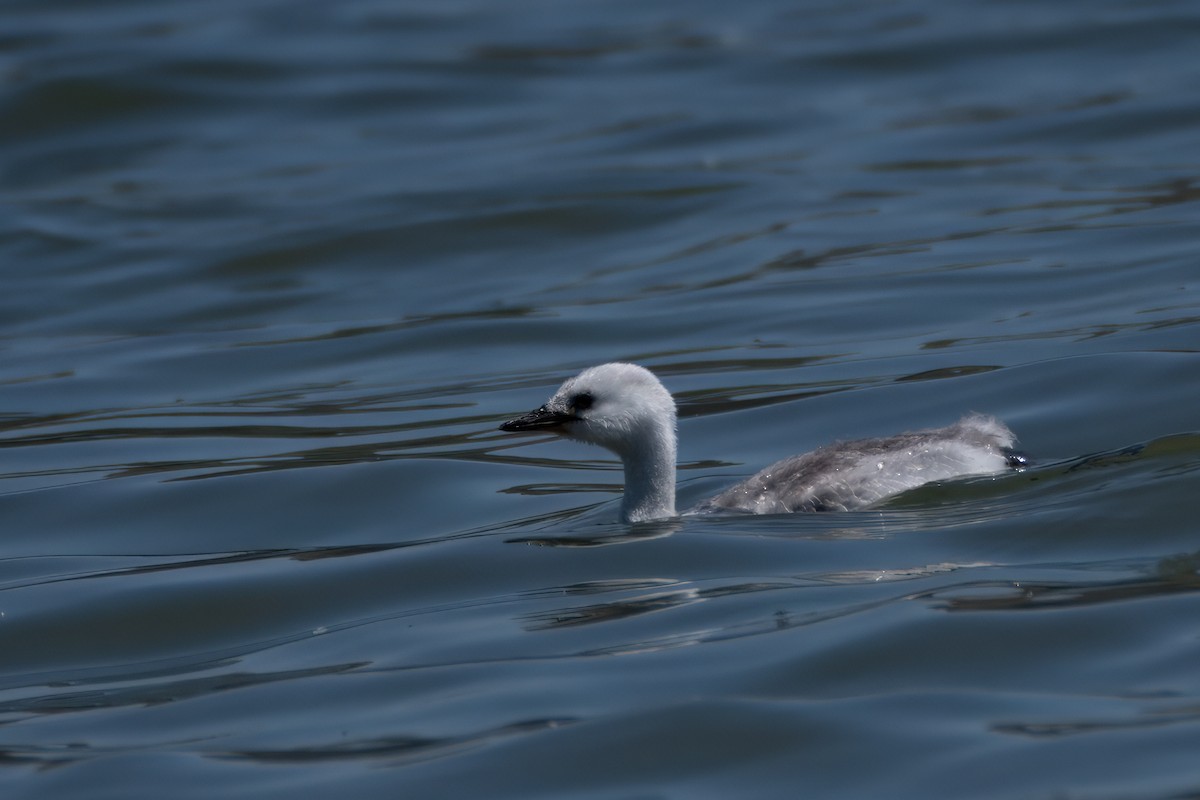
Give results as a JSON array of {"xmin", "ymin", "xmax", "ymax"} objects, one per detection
[{"xmin": 695, "ymin": 415, "xmax": 1016, "ymax": 515}]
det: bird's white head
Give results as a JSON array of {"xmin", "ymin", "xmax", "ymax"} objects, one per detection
[{"xmin": 500, "ymin": 362, "xmax": 678, "ymax": 522}]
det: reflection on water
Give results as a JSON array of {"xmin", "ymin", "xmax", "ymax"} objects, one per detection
[
  {"xmin": 522, "ymin": 585, "xmax": 706, "ymax": 630},
  {"xmin": 1, "ymin": 662, "xmax": 364, "ymax": 718},
  {"xmin": 994, "ymin": 700, "xmax": 1200, "ymax": 739},
  {"xmin": 921, "ymin": 552, "xmax": 1200, "ymax": 613},
  {"xmin": 216, "ymin": 717, "xmax": 576, "ymax": 766},
  {"xmin": 507, "ymin": 518, "xmax": 681, "ymax": 547}
]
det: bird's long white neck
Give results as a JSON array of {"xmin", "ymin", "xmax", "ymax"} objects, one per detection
[{"xmin": 616, "ymin": 418, "xmax": 677, "ymax": 523}]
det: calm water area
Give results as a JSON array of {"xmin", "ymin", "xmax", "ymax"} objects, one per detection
[{"xmin": 2, "ymin": 0, "xmax": 1199, "ymax": 797}]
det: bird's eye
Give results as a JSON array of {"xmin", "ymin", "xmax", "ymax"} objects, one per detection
[{"xmin": 572, "ymin": 392, "xmax": 594, "ymax": 412}]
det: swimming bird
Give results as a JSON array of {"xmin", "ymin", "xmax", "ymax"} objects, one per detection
[{"xmin": 499, "ymin": 363, "xmax": 1022, "ymax": 523}]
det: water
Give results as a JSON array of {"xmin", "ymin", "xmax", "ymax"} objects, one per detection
[{"xmin": 2, "ymin": 0, "xmax": 1199, "ymax": 797}]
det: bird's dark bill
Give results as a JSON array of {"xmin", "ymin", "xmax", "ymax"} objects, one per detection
[{"xmin": 499, "ymin": 406, "xmax": 576, "ymax": 432}]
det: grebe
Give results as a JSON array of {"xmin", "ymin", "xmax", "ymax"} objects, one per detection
[{"xmin": 500, "ymin": 363, "xmax": 1021, "ymax": 523}]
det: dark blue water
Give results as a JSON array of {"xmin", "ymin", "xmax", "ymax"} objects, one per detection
[{"xmin": 3, "ymin": 1, "xmax": 1199, "ymax": 797}]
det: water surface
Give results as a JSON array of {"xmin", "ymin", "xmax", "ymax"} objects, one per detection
[{"xmin": 2, "ymin": 0, "xmax": 1199, "ymax": 797}]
